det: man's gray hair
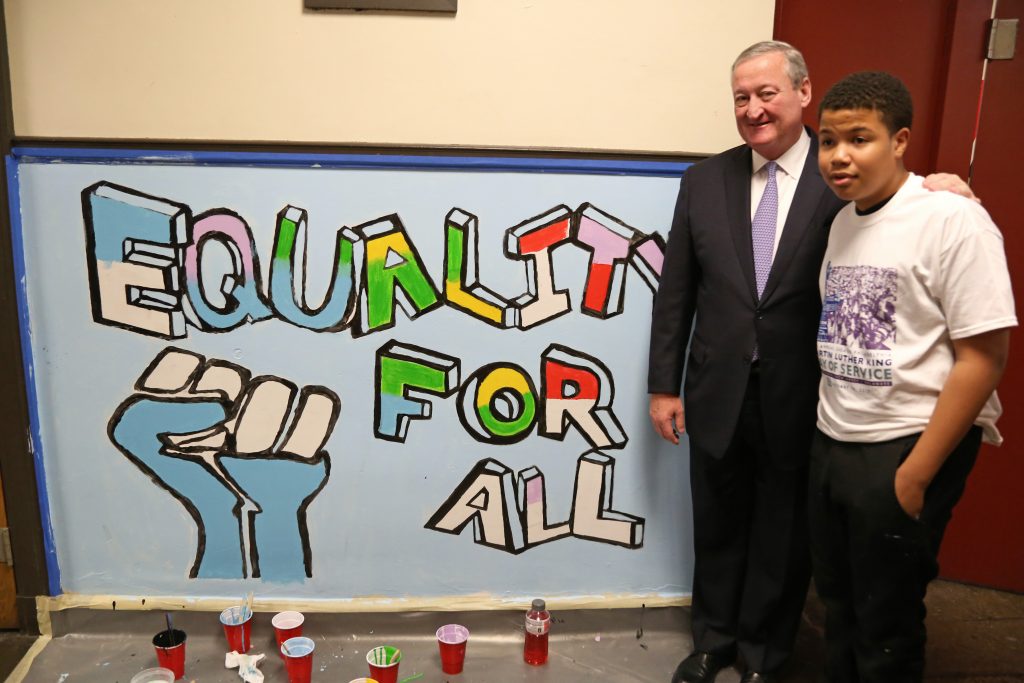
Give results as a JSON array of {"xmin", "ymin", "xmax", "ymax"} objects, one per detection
[{"xmin": 732, "ymin": 40, "xmax": 809, "ymax": 87}]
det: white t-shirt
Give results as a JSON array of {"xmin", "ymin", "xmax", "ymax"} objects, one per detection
[{"xmin": 816, "ymin": 173, "xmax": 1017, "ymax": 444}]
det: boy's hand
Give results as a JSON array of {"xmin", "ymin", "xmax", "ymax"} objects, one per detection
[
  {"xmin": 649, "ymin": 393, "xmax": 684, "ymax": 445},
  {"xmin": 891, "ymin": 329, "xmax": 1009, "ymax": 523},
  {"xmin": 894, "ymin": 464, "xmax": 927, "ymax": 520},
  {"xmin": 923, "ymin": 173, "xmax": 981, "ymax": 204}
]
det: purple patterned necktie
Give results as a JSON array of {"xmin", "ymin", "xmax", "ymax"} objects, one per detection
[
  {"xmin": 751, "ymin": 161, "xmax": 777, "ymax": 362},
  {"xmin": 752, "ymin": 160, "xmax": 778, "ymax": 299}
]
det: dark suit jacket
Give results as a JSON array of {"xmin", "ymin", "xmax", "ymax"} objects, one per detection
[{"xmin": 648, "ymin": 133, "xmax": 846, "ymax": 466}]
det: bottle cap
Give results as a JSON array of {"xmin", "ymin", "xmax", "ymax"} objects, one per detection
[{"xmin": 531, "ymin": 598, "xmax": 546, "ymax": 611}]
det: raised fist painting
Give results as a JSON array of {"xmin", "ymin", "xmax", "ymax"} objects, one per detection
[{"xmin": 108, "ymin": 348, "xmax": 340, "ymax": 581}]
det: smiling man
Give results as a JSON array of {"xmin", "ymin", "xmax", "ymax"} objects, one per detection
[{"xmin": 648, "ymin": 41, "xmax": 840, "ymax": 683}]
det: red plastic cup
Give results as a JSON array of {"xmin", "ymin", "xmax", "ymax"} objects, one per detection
[
  {"xmin": 151, "ymin": 629, "xmax": 187, "ymax": 680},
  {"xmin": 436, "ymin": 624, "xmax": 469, "ymax": 675},
  {"xmin": 219, "ymin": 606, "xmax": 253, "ymax": 653},
  {"xmin": 281, "ymin": 636, "xmax": 315, "ymax": 683},
  {"xmin": 366, "ymin": 645, "xmax": 402, "ymax": 683},
  {"xmin": 272, "ymin": 611, "xmax": 305, "ymax": 658}
]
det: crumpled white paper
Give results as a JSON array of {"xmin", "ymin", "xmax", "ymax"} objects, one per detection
[{"xmin": 225, "ymin": 650, "xmax": 266, "ymax": 683}]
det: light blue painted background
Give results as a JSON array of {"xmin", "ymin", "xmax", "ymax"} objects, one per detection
[{"xmin": 13, "ymin": 154, "xmax": 694, "ymax": 601}]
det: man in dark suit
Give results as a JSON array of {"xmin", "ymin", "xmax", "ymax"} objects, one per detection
[{"xmin": 648, "ymin": 41, "xmax": 844, "ymax": 683}]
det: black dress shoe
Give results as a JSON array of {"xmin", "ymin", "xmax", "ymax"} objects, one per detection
[
  {"xmin": 739, "ymin": 672, "xmax": 772, "ymax": 683},
  {"xmin": 670, "ymin": 651, "xmax": 733, "ymax": 683}
]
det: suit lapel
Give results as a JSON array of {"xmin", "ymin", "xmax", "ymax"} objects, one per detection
[
  {"xmin": 725, "ymin": 147, "xmax": 757, "ymax": 304},
  {"xmin": 759, "ymin": 135, "xmax": 829, "ymax": 304}
]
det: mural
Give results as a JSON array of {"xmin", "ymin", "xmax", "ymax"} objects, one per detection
[{"xmin": 13, "ymin": 153, "xmax": 692, "ymax": 598}]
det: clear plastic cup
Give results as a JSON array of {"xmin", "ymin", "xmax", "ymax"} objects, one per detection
[{"xmin": 130, "ymin": 668, "xmax": 175, "ymax": 683}]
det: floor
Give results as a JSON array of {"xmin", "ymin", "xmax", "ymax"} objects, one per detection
[{"xmin": 1, "ymin": 580, "xmax": 1021, "ymax": 682}]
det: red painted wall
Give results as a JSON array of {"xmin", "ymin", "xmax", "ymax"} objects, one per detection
[
  {"xmin": 776, "ymin": 0, "xmax": 1024, "ymax": 592},
  {"xmin": 775, "ymin": 0, "xmax": 959, "ymax": 174}
]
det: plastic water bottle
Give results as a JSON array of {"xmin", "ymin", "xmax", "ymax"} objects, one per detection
[{"xmin": 523, "ymin": 598, "xmax": 550, "ymax": 665}]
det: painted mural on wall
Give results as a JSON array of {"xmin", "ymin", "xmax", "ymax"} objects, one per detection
[{"xmin": 13, "ymin": 154, "xmax": 691, "ymax": 598}]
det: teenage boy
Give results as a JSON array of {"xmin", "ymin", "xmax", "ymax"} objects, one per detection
[{"xmin": 811, "ymin": 70, "xmax": 1016, "ymax": 682}]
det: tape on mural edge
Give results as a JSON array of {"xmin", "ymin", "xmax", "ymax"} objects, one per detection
[{"xmin": 35, "ymin": 592, "xmax": 691, "ymax": 616}]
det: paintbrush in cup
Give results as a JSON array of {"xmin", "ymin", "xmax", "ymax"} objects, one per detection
[
  {"xmin": 240, "ymin": 592, "xmax": 254, "ymax": 651},
  {"xmin": 164, "ymin": 612, "xmax": 174, "ymax": 647},
  {"xmin": 243, "ymin": 591, "xmax": 254, "ymax": 621}
]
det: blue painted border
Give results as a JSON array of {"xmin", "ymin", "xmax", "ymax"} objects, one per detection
[
  {"xmin": 5, "ymin": 146, "xmax": 690, "ymax": 598},
  {"xmin": 5, "ymin": 155, "xmax": 62, "ymax": 596},
  {"xmin": 10, "ymin": 146, "xmax": 692, "ymax": 177}
]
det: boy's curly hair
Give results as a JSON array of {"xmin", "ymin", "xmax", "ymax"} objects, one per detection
[{"xmin": 819, "ymin": 71, "xmax": 913, "ymax": 133}]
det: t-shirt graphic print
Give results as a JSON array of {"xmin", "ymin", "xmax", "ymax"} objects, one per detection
[{"xmin": 818, "ymin": 262, "xmax": 896, "ymax": 387}]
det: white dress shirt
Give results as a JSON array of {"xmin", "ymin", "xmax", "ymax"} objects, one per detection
[{"xmin": 750, "ymin": 129, "xmax": 811, "ymax": 260}]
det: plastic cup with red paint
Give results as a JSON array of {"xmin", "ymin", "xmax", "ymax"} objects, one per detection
[
  {"xmin": 272, "ymin": 611, "xmax": 305, "ymax": 657},
  {"xmin": 151, "ymin": 629, "xmax": 187, "ymax": 680},
  {"xmin": 219, "ymin": 605, "xmax": 253, "ymax": 653},
  {"xmin": 436, "ymin": 624, "xmax": 469, "ymax": 675},
  {"xmin": 281, "ymin": 636, "xmax": 315, "ymax": 683},
  {"xmin": 366, "ymin": 645, "xmax": 402, "ymax": 683}
]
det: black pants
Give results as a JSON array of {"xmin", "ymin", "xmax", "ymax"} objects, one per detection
[
  {"xmin": 808, "ymin": 427, "xmax": 981, "ymax": 683},
  {"xmin": 689, "ymin": 369, "xmax": 812, "ymax": 673}
]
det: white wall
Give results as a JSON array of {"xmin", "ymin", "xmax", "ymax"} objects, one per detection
[{"xmin": 5, "ymin": 0, "xmax": 774, "ymax": 154}]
